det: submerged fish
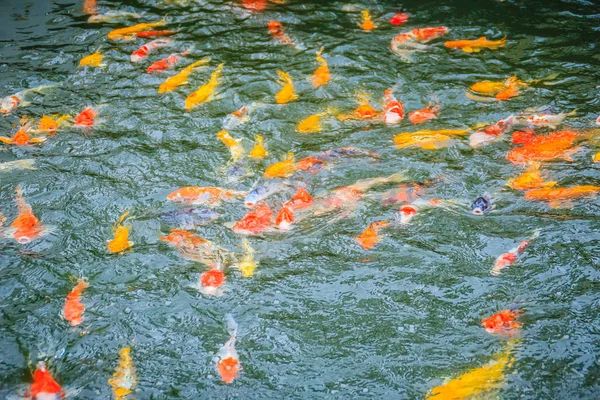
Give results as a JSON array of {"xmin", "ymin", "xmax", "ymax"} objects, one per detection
[
  {"xmin": 506, "ymin": 130, "xmax": 581, "ymax": 164},
  {"xmin": 491, "ymin": 231, "xmax": 538, "ymax": 275},
  {"xmin": 108, "ymin": 347, "xmax": 137, "ymax": 400},
  {"xmin": 232, "ymin": 202, "xmax": 273, "ymax": 235},
  {"xmin": 160, "ymin": 208, "xmax": 220, "ymax": 229},
  {"xmin": 445, "ymin": 36, "xmax": 506, "ymax": 53},
  {"xmin": 107, "ymin": 211, "xmax": 133, "ymax": 253},
  {"xmin": 158, "ymin": 58, "xmax": 210, "ymax": 93},
  {"xmin": 268, "ymin": 21, "xmax": 295, "ymax": 46},
  {"xmin": 354, "ymin": 220, "xmax": 390, "ymax": 250},
  {"xmin": 214, "ymin": 315, "xmax": 241, "ymax": 384},
  {"xmin": 88, "ymin": 10, "xmax": 141, "ymax": 24},
  {"xmin": 0, "ymin": 159, "xmax": 36, "ymax": 172},
  {"xmin": 249, "ymin": 135, "xmax": 268, "ymax": 159},
  {"xmin": 390, "ymin": 26, "xmax": 449, "ymax": 59},
  {"xmin": 506, "ymin": 163, "xmax": 556, "ymax": 191},
  {"xmin": 161, "ymin": 229, "xmax": 223, "ymax": 264},
  {"xmin": 36, "ymin": 114, "xmax": 70, "ymax": 134},
  {"xmin": 311, "ymin": 47, "xmax": 330, "ymax": 88},
  {"xmin": 482, "ymin": 306, "xmax": 522, "ymax": 334},
  {"xmin": 297, "ymin": 110, "xmax": 331, "ymax": 133},
  {"xmin": 26, "ymin": 361, "xmax": 65, "ymax": 400},
  {"xmin": 8, "ymin": 186, "xmax": 48, "ymax": 244},
  {"xmin": 217, "ymin": 130, "xmax": 245, "ymax": 161},
  {"xmin": 526, "ymin": 110, "xmax": 576, "ymax": 129},
  {"xmin": 469, "ymin": 115, "xmax": 517, "ymax": 148},
  {"xmin": 234, "ymin": 238, "xmax": 258, "ymax": 278},
  {"xmin": 167, "ymin": 186, "xmax": 246, "ymax": 206},
  {"xmin": 62, "ymin": 278, "xmax": 89, "ymax": 327},
  {"xmin": 275, "ymin": 71, "xmax": 297, "ymax": 104},
  {"xmin": 135, "ymin": 30, "xmax": 179, "ymax": 38},
  {"xmin": 74, "ymin": 107, "xmax": 98, "ymax": 128},
  {"xmin": 390, "ymin": 12, "xmax": 409, "ymax": 25},
  {"xmin": 146, "ymin": 51, "xmax": 188, "ymax": 73},
  {"xmin": 1, "ymin": 84, "xmax": 56, "ymax": 115},
  {"xmin": 338, "ymin": 92, "xmax": 378, "ymax": 121},
  {"xmin": 185, "ymin": 63, "xmax": 224, "ymax": 109},
  {"xmin": 0, "ymin": 123, "xmax": 46, "ymax": 146}
]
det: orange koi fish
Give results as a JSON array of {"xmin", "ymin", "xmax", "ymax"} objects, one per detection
[
  {"xmin": 185, "ymin": 63, "xmax": 224, "ymax": 110},
  {"xmin": 232, "ymin": 203, "xmax": 273, "ymax": 235},
  {"xmin": 80, "ymin": 51, "xmax": 105, "ymax": 68},
  {"xmin": 73, "ymin": 107, "xmax": 98, "ymax": 128},
  {"xmin": 108, "ymin": 347, "xmax": 137, "ymax": 400},
  {"xmin": 491, "ymin": 231, "xmax": 538, "ymax": 275},
  {"xmin": 167, "ymin": 186, "xmax": 246, "ymax": 206},
  {"xmin": 268, "ymin": 21, "xmax": 294, "ymax": 46},
  {"xmin": 506, "ymin": 130, "xmax": 581, "ymax": 164},
  {"xmin": 311, "ymin": 47, "xmax": 330, "ymax": 88},
  {"xmin": 107, "ymin": 17, "xmax": 167, "ymax": 40},
  {"xmin": 297, "ymin": 111, "xmax": 327, "ymax": 133},
  {"xmin": 482, "ymin": 306, "xmax": 522, "ymax": 334},
  {"xmin": 411, "ymin": 27, "xmax": 450, "ymax": 42},
  {"xmin": 107, "ymin": 211, "xmax": 133, "ymax": 253},
  {"xmin": 131, "ymin": 38, "xmax": 173, "ymax": 62},
  {"xmin": 161, "ymin": 229, "xmax": 221, "ymax": 264},
  {"xmin": 360, "ymin": 10, "xmax": 376, "ymax": 31},
  {"xmin": 37, "ymin": 115, "xmax": 70, "ymax": 135},
  {"xmin": 354, "ymin": 220, "xmax": 390, "ymax": 250},
  {"xmin": 243, "ymin": 0, "xmax": 267, "ymax": 11},
  {"xmin": 62, "ymin": 278, "xmax": 89, "ymax": 326},
  {"xmin": 214, "ymin": 315, "xmax": 241, "ymax": 384},
  {"xmin": 394, "ymin": 129, "xmax": 469, "ymax": 150},
  {"xmin": 0, "ymin": 123, "xmax": 45, "ymax": 145},
  {"xmin": 9, "ymin": 186, "xmax": 48, "ymax": 244},
  {"xmin": 264, "ymin": 152, "xmax": 295, "ymax": 178},
  {"xmin": 199, "ymin": 264, "xmax": 226, "ymax": 296},
  {"xmin": 275, "ymin": 71, "xmax": 297, "ymax": 104},
  {"xmin": 83, "ymin": 0, "xmax": 98, "ymax": 15},
  {"xmin": 507, "ymin": 163, "xmax": 556, "ymax": 191},
  {"xmin": 275, "ymin": 186, "xmax": 313, "ymax": 230},
  {"xmin": 381, "ymin": 183, "xmax": 424, "ymax": 206},
  {"xmin": 135, "ymin": 30, "xmax": 178, "ymax": 38},
  {"xmin": 393, "ymin": 199, "xmax": 443, "ymax": 225},
  {"xmin": 524, "ymin": 185, "xmax": 600, "ymax": 208},
  {"xmin": 338, "ymin": 92, "xmax": 378, "ymax": 121},
  {"xmin": 408, "ymin": 104, "xmax": 440, "ymax": 125},
  {"xmin": 383, "ymin": 89, "xmax": 404, "ymax": 124},
  {"xmin": 445, "ymin": 36, "xmax": 506, "ymax": 53},
  {"xmin": 26, "ymin": 361, "xmax": 65, "ymax": 400},
  {"xmin": 146, "ymin": 50, "xmax": 188, "ymax": 73}
]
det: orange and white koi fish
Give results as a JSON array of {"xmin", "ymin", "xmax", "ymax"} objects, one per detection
[
  {"xmin": 482, "ymin": 306, "xmax": 522, "ymax": 334},
  {"xmin": 526, "ymin": 109, "xmax": 576, "ymax": 129},
  {"xmin": 506, "ymin": 130, "xmax": 580, "ymax": 164},
  {"xmin": 264, "ymin": 152, "xmax": 295, "ymax": 178},
  {"xmin": 232, "ymin": 202, "xmax": 273, "ymax": 235},
  {"xmin": 390, "ymin": 26, "xmax": 449, "ymax": 59},
  {"xmin": 390, "ymin": 12, "xmax": 409, "ymax": 25},
  {"xmin": 408, "ymin": 103, "xmax": 440, "ymax": 125},
  {"xmin": 199, "ymin": 263, "xmax": 226, "ymax": 296},
  {"xmin": 268, "ymin": 21, "xmax": 295, "ymax": 46},
  {"xmin": 107, "ymin": 211, "xmax": 133, "ymax": 253},
  {"xmin": 311, "ymin": 47, "xmax": 330, "ymax": 88},
  {"xmin": 338, "ymin": 92, "xmax": 378, "ymax": 121},
  {"xmin": 1, "ymin": 84, "xmax": 56, "ymax": 115},
  {"xmin": 491, "ymin": 231, "xmax": 538, "ymax": 275},
  {"xmin": 524, "ymin": 185, "xmax": 600, "ymax": 208},
  {"xmin": 131, "ymin": 38, "xmax": 172, "ymax": 62},
  {"xmin": 383, "ymin": 89, "xmax": 404, "ymax": 124},
  {"xmin": 234, "ymin": 238, "xmax": 257, "ymax": 278},
  {"xmin": 73, "ymin": 107, "xmax": 98, "ymax": 128},
  {"xmin": 135, "ymin": 30, "xmax": 178, "ymax": 38},
  {"xmin": 394, "ymin": 129, "xmax": 469, "ymax": 150},
  {"xmin": 185, "ymin": 63, "xmax": 224, "ymax": 110},
  {"xmin": 25, "ymin": 361, "xmax": 65, "ymax": 400},
  {"xmin": 80, "ymin": 51, "xmax": 105, "ymax": 67},
  {"xmin": 445, "ymin": 36, "xmax": 506, "ymax": 53},
  {"xmin": 360, "ymin": 10, "xmax": 376, "ymax": 31},
  {"xmin": 0, "ymin": 123, "xmax": 45, "ymax": 146},
  {"xmin": 146, "ymin": 50, "xmax": 188, "ymax": 73},
  {"xmin": 354, "ymin": 220, "xmax": 389, "ymax": 250},
  {"xmin": 393, "ymin": 199, "xmax": 442, "ymax": 225},
  {"xmin": 222, "ymin": 105, "xmax": 251, "ymax": 130},
  {"xmin": 217, "ymin": 130, "xmax": 245, "ymax": 161},
  {"xmin": 167, "ymin": 186, "xmax": 246, "ymax": 206},
  {"xmin": 107, "ymin": 17, "xmax": 167, "ymax": 40},
  {"xmin": 158, "ymin": 58, "xmax": 210, "ymax": 93},
  {"xmin": 275, "ymin": 186, "xmax": 313, "ymax": 230},
  {"xmin": 108, "ymin": 347, "xmax": 137, "ymax": 400},
  {"xmin": 62, "ymin": 278, "xmax": 89, "ymax": 326},
  {"xmin": 214, "ymin": 314, "xmax": 241, "ymax": 384},
  {"xmin": 507, "ymin": 163, "xmax": 556, "ymax": 191},
  {"xmin": 275, "ymin": 71, "xmax": 297, "ymax": 104},
  {"xmin": 8, "ymin": 186, "xmax": 48, "ymax": 244},
  {"xmin": 469, "ymin": 115, "xmax": 517, "ymax": 148}
]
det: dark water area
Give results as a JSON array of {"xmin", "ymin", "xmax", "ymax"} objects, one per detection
[{"xmin": 0, "ymin": 0, "xmax": 599, "ymax": 398}]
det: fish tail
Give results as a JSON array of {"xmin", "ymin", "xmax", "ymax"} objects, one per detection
[
  {"xmin": 74, "ymin": 277, "xmax": 89, "ymax": 291},
  {"xmin": 277, "ymin": 70, "xmax": 292, "ymax": 85},
  {"xmin": 529, "ymin": 73, "xmax": 559, "ymax": 85},
  {"xmin": 188, "ymin": 57, "xmax": 211, "ymax": 71},
  {"xmin": 28, "ymin": 83, "xmax": 59, "ymax": 95},
  {"xmin": 387, "ymin": 172, "xmax": 406, "ymax": 183},
  {"xmin": 567, "ymin": 109, "xmax": 577, "ymax": 117},
  {"xmin": 225, "ymin": 314, "xmax": 238, "ymax": 337},
  {"xmin": 117, "ymin": 211, "xmax": 130, "ymax": 225}
]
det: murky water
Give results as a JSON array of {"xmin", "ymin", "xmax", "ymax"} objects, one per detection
[{"xmin": 1, "ymin": 0, "xmax": 599, "ymax": 398}]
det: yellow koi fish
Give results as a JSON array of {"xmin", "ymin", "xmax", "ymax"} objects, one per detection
[
  {"xmin": 249, "ymin": 135, "xmax": 268, "ymax": 159},
  {"xmin": 275, "ymin": 71, "xmax": 297, "ymax": 104},
  {"xmin": 507, "ymin": 162, "xmax": 557, "ymax": 191},
  {"xmin": 594, "ymin": 152, "xmax": 600, "ymax": 163},
  {"xmin": 80, "ymin": 51, "xmax": 105, "ymax": 67},
  {"xmin": 467, "ymin": 73, "xmax": 559, "ymax": 101},
  {"xmin": 298, "ymin": 112, "xmax": 324, "ymax": 134},
  {"xmin": 264, "ymin": 152, "xmax": 295, "ymax": 178},
  {"xmin": 217, "ymin": 130, "xmax": 245, "ymax": 161},
  {"xmin": 158, "ymin": 58, "xmax": 210, "ymax": 94},
  {"xmin": 445, "ymin": 36, "xmax": 506, "ymax": 53},
  {"xmin": 107, "ymin": 16, "xmax": 167, "ymax": 41},
  {"xmin": 107, "ymin": 211, "xmax": 133, "ymax": 253},
  {"xmin": 108, "ymin": 347, "xmax": 137, "ymax": 400},
  {"xmin": 184, "ymin": 63, "xmax": 224, "ymax": 110},
  {"xmin": 235, "ymin": 238, "xmax": 257, "ymax": 278},
  {"xmin": 394, "ymin": 129, "xmax": 469, "ymax": 150},
  {"xmin": 311, "ymin": 47, "xmax": 330, "ymax": 88}
]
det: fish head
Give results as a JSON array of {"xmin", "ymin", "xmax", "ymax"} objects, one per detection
[
  {"xmin": 244, "ymin": 186, "xmax": 266, "ymax": 207},
  {"xmin": 395, "ymin": 204, "xmax": 417, "ymax": 224},
  {"xmin": 217, "ymin": 356, "xmax": 240, "ymax": 384},
  {"xmin": 471, "ymin": 195, "xmax": 491, "ymax": 215}
]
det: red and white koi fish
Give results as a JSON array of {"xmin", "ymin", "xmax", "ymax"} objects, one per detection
[
  {"xmin": 25, "ymin": 361, "xmax": 65, "ymax": 399},
  {"xmin": 491, "ymin": 231, "xmax": 539, "ymax": 276},
  {"xmin": 214, "ymin": 314, "xmax": 241, "ymax": 384},
  {"xmin": 146, "ymin": 50, "xmax": 189, "ymax": 73},
  {"xmin": 131, "ymin": 39, "xmax": 173, "ymax": 62},
  {"xmin": 382, "ymin": 89, "xmax": 404, "ymax": 124},
  {"xmin": 469, "ymin": 115, "xmax": 518, "ymax": 148}
]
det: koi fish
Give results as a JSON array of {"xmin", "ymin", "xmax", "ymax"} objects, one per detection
[
  {"xmin": 471, "ymin": 194, "xmax": 491, "ymax": 215},
  {"xmin": 159, "ymin": 208, "xmax": 219, "ymax": 230},
  {"xmin": 526, "ymin": 110, "xmax": 576, "ymax": 129},
  {"xmin": 161, "ymin": 229, "xmax": 223, "ymax": 264},
  {"xmin": 295, "ymin": 147, "xmax": 378, "ymax": 174},
  {"xmin": 360, "ymin": 10, "xmax": 376, "ymax": 31},
  {"xmin": 249, "ymin": 135, "xmax": 268, "ymax": 159},
  {"xmin": 264, "ymin": 152, "xmax": 295, "ymax": 178},
  {"xmin": 383, "ymin": 89, "xmax": 404, "ymax": 124},
  {"xmin": 131, "ymin": 38, "xmax": 172, "ymax": 62},
  {"xmin": 268, "ymin": 21, "xmax": 295, "ymax": 46},
  {"xmin": 1, "ymin": 84, "xmax": 56, "ymax": 115},
  {"xmin": 73, "ymin": 107, "xmax": 98, "ymax": 128},
  {"xmin": 408, "ymin": 104, "xmax": 439, "ymax": 125},
  {"xmin": 381, "ymin": 183, "xmax": 423, "ymax": 206},
  {"xmin": 482, "ymin": 306, "xmax": 522, "ymax": 334},
  {"xmin": 222, "ymin": 105, "xmax": 250, "ymax": 130},
  {"xmin": 8, "ymin": 186, "xmax": 48, "ymax": 244},
  {"xmin": 491, "ymin": 231, "xmax": 538, "ymax": 275},
  {"xmin": 135, "ymin": 30, "xmax": 178, "ymax": 38},
  {"xmin": 26, "ymin": 361, "xmax": 65, "ymax": 400},
  {"xmin": 393, "ymin": 129, "xmax": 469, "ymax": 150},
  {"xmin": 184, "ymin": 63, "xmax": 224, "ymax": 110},
  {"xmin": 469, "ymin": 115, "xmax": 517, "ymax": 148},
  {"xmin": 243, "ymin": 0, "xmax": 268, "ymax": 11},
  {"xmin": 217, "ymin": 130, "xmax": 245, "ymax": 161},
  {"xmin": 108, "ymin": 347, "xmax": 137, "ymax": 400},
  {"xmin": 524, "ymin": 185, "xmax": 600, "ymax": 208},
  {"xmin": 507, "ymin": 163, "xmax": 556, "ymax": 191},
  {"xmin": 338, "ymin": 92, "xmax": 378, "ymax": 121},
  {"xmin": 62, "ymin": 278, "xmax": 88, "ymax": 327},
  {"xmin": 275, "ymin": 186, "xmax": 313, "ymax": 229},
  {"xmin": 275, "ymin": 71, "xmax": 297, "ymax": 104},
  {"xmin": 390, "ymin": 26, "xmax": 449, "ymax": 59},
  {"xmin": 232, "ymin": 203, "xmax": 273, "ymax": 235},
  {"xmin": 0, "ymin": 123, "xmax": 46, "ymax": 145},
  {"xmin": 199, "ymin": 264, "xmax": 226, "ymax": 296},
  {"xmin": 83, "ymin": 0, "xmax": 98, "ymax": 15},
  {"xmin": 235, "ymin": 239, "xmax": 257, "ymax": 278},
  {"xmin": 167, "ymin": 186, "xmax": 246, "ymax": 206},
  {"xmin": 146, "ymin": 51, "xmax": 188, "ymax": 73},
  {"xmin": 107, "ymin": 17, "xmax": 167, "ymax": 40},
  {"xmin": 467, "ymin": 74, "xmax": 559, "ymax": 101},
  {"xmin": 445, "ymin": 36, "xmax": 506, "ymax": 53},
  {"xmin": 88, "ymin": 10, "xmax": 141, "ymax": 24},
  {"xmin": 593, "ymin": 152, "xmax": 600, "ymax": 163},
  {"xmin": 354, "ymin": 220, "xmax": 389, "ymax": 250},
  {"xmin": 390, "ymin": 12, "xmax": 409, "ymax": 25},
  {"xmin": 506, "ymin": 130, "xmax": 580, "ymax": 164},
  {"xmin": 243, "ymin": 181, "xmax": 290, "ymax": 207},
  {"xmin": 298, "ymin": 111, "xmax": 327, "ymax": 133},
  {"xmin": 107, "ymin": 211, "xmax": 133, "ymax": 253},
  {"xmin": 311, "ymin": 47, "xmax": 330, "ymax": 88},
  {"xmin": 37, "ymin": 114, "xmax": 70, "ymax": 134},
  {"xmin": 214, "ymin": 314, "xmax": 241, "ymax": 384},
  {"xmin": 0, "ymin": 159, "xmax": 35, "ymax": 172},
  {"xmin": 80, "ymin": 51, "xmax": 105, "ymax": 67},
  {"xmin": 158, "ymin": 58, "xmax": 210, "ymax": 93}
]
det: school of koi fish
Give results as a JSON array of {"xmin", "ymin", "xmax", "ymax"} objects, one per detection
[{"xmin": 1, "ymin": 0, "xmax": 598, "ymax": 398}]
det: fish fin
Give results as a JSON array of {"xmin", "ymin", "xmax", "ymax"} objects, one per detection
[
  {"xmin": 29, "ymin": 138, "xmax": 46, "ymax": 143},
  {"xmin": 543, "ymin": 181, "xmax": 558, "ymax": 187},
  {"xmin": 549, "ymin": 200, "xmax": 572, "ymax": 209},
  {"xmin": 0, "ymin": 137, "xmax": 13, "ymax": 144},
  {"xmin": 567, "ymin": 109, "xmax": 577, "ymax": 117}
]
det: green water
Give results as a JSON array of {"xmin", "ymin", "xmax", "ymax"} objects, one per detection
[{"xmin": 1, "ymin": 0, "xmax": 599, "ymax": 398}]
